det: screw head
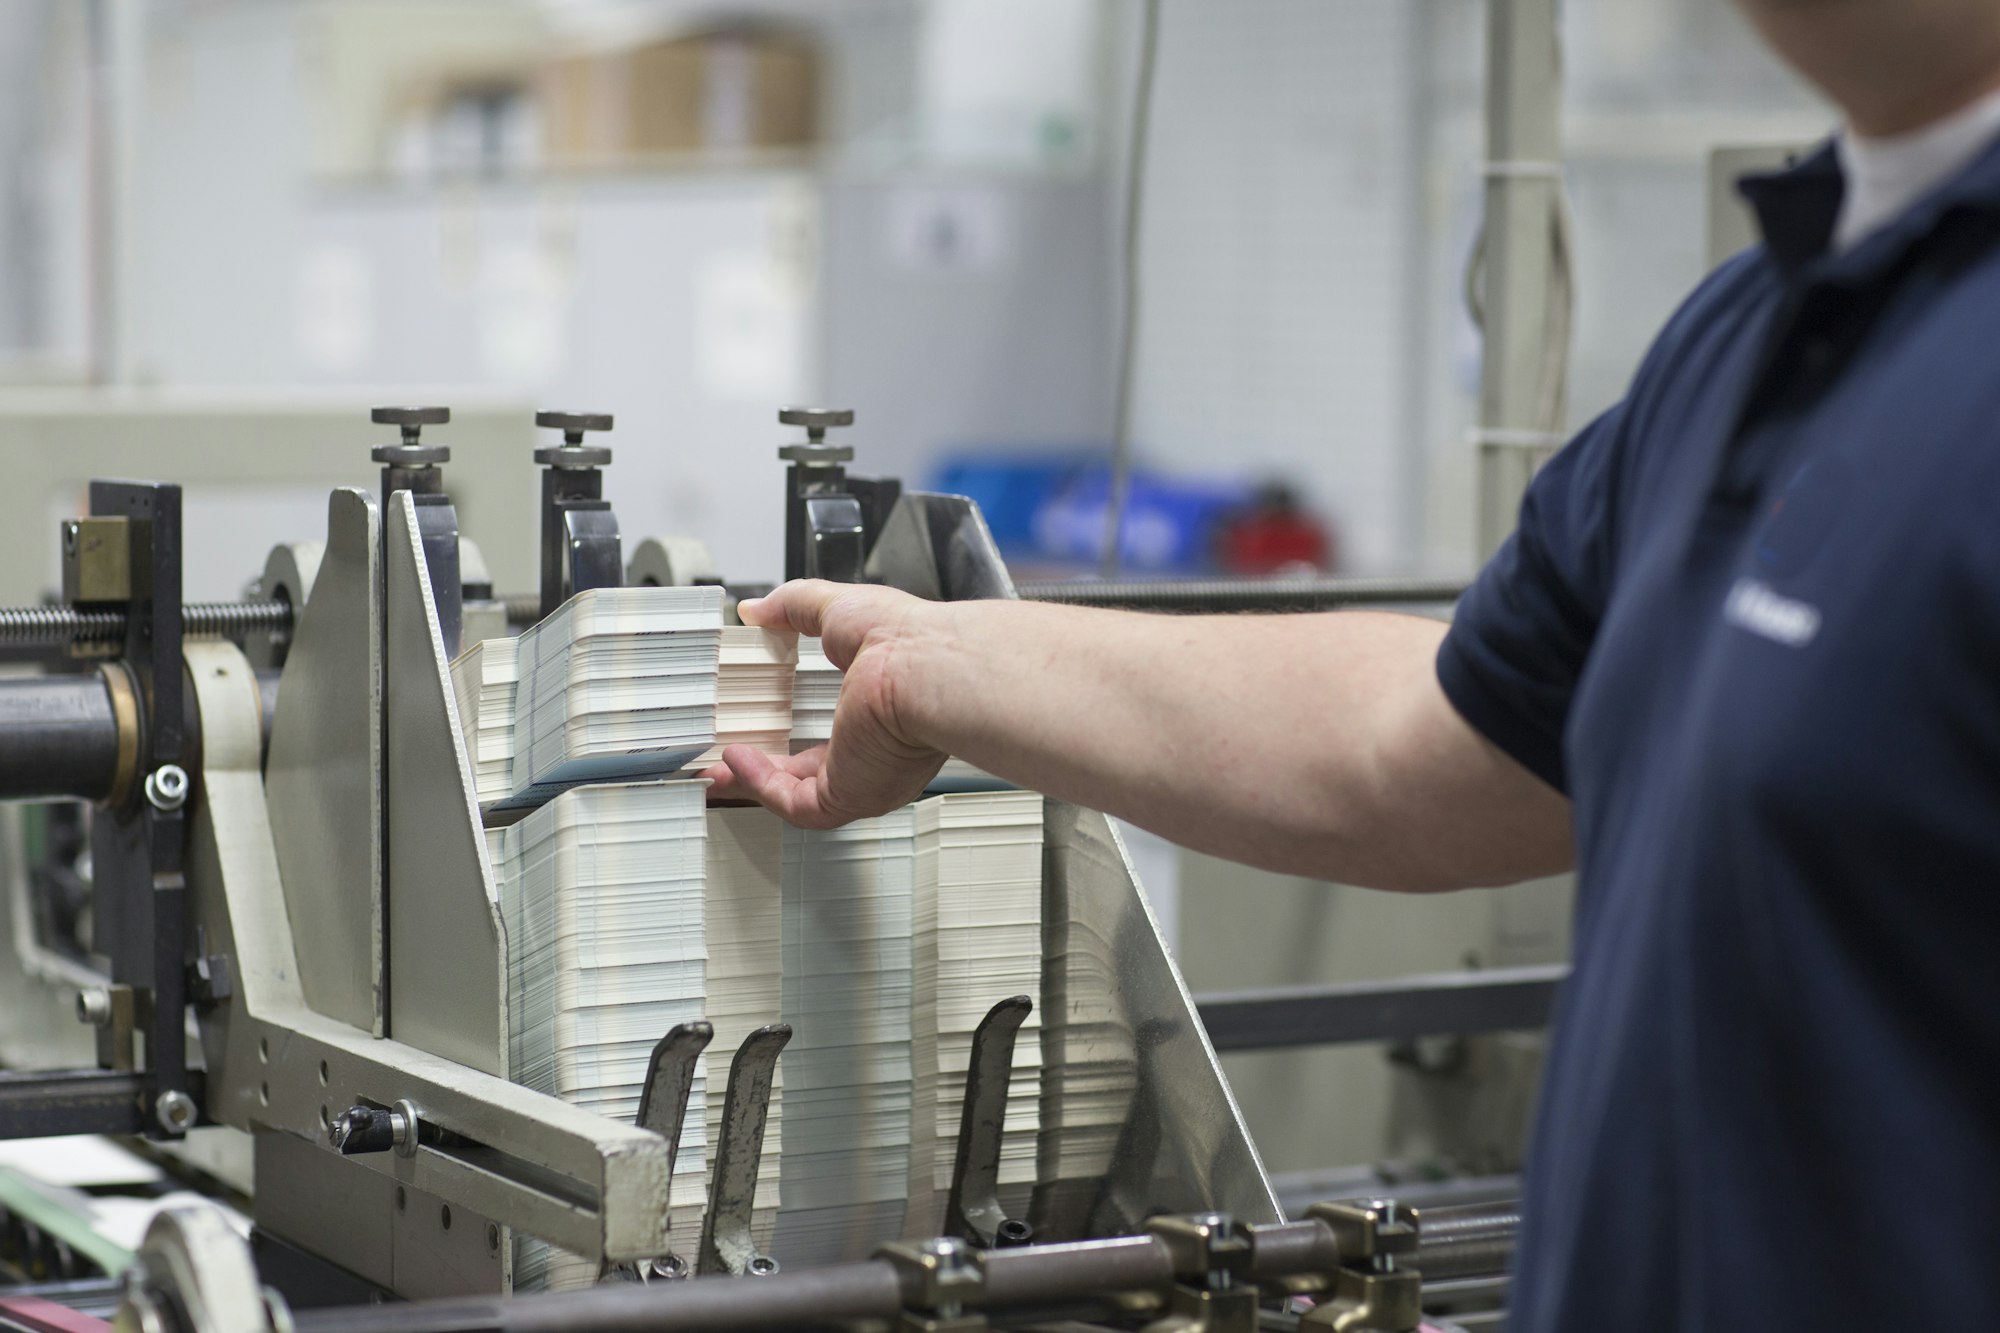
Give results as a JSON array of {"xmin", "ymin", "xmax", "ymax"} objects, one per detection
[
  {"xmin": 76, "ymin": 988, "xmax": 112, "ymax": 1027},
  {"xmin": 532, "ymin": 443, "xmax": 613, "ymax": 470},
  {"xmin": 370, "ymin": 443, "xmax": 450, "ymax": 467},
  {"xmin": 144, "ymin": 764, "xmax": 189, "ymax": 812},
  {"xmin": 154, "ymin": 1089, "xmax": 197, "ymax": 1134},
  {"xmin": 534, "ymin": 410, "xmax": 614, "ymax": 433},
  {"xmin": 371, "ymin": 406, "xmax": 450, "ymax": 428},
  {"xmin": 778, "ymin": 406, "xmax": 854, "ymax": 430},
  {"xmin": 777, "ymin": 442, "xmax": 855, "ymax": 465}
]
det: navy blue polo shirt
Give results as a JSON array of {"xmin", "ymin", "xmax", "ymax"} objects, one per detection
[{"xmin": 1439, "ymin": 136, "xmax": 2000, "ymax": 1330}]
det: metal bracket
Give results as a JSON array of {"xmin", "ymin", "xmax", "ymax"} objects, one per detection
[
  {"xmin": 83, "ymin": 479, "xmax": 191, "ymax": 1141},
  {"xmin": 944, "ymin": 995, "xmax": 1035, "ymax": 1249},
  {"xmin": 697, "ymin": 1023, "xmax": 791, "ymax": 1277},
  {"xmin": 562, "ymin": 505, "xmax": 624, "ymax": 604},
  {"xmin": 1144, "ymin": 1212, "xmax": 1260, "ymax": 1333},
  {"xmin": 877, "ymin": 1237, "xmax": 988, "ymax": 1333},
  {"xmin": 804, "ymin": 494, "xmax": 866, "ymax": 584},
  {"xmin": 1297, "ymin": 1200, "xmax": 1422, "ymax": 1332},
  {"xmin": 534, "ymin": 412, "xmax": 621, "ymax": 618}
]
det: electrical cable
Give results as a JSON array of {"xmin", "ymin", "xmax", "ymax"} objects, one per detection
[{"xmin": 1100, "ymin": 0, "xmax": 1163, "ymax": 577}]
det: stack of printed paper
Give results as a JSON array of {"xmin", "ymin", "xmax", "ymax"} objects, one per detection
[
  {"xmin": 449, "ymin": 635, "xmax": 518, "ymax": 807},
  {"xmin": 789, "ymin": 637, "xmax": 841, "ymax": 753},
  {"xmin": 701, "ymin": 805, "xmax": 787, "ymax": 1250},
  {"xmin": 489, "ymin": 780, "xmax": 711, "ymax": 1287},
  {"xmin": 903, "ymin": 791, "xmax": 1044, "ymax": 1239},
  {"xmin": 502, "ymin": 587, "xmax": 723, "ymax": 811},
  {"xmin": 774, "ymin": 811, "xmax": 916, "ymax": 1264},
  {"xmin": 693, "ymin": 627, "xmax": 797, "ymax": 768}
]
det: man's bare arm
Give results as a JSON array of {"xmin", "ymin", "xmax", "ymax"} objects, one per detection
[{"xmin": 708, "ymin": 581, "xmax": 1572, "ymax": 892}]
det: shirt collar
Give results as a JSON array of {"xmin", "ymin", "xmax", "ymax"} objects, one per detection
[{"xmin": 1737, "ymin": 129, "xmax": 2000, "ymax": 279}]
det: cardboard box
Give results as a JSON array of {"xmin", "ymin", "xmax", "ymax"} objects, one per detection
[{"xmin": 541, "ymin": 28, "xmax": 817, "ymax": 164}]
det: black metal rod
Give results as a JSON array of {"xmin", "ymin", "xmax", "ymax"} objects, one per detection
[
  {"xmin": 0, "ymin": 675, "xmax": 120, "ymax": 802},
  {"xmin": 1015, "ymin": 575, "xmax": 1471, "ymax": 614},
  {"xmin": 981, "ymin": 1234, "xmax": 1171, "ymax": 1308},
  {"xmin": 0, "ymin": 1069, "xmax": 202, "ymax": 1139},
  {"xmin": 293, "ymin": 1261, "xmax": 904, "ymax": 1333},
  {"xmin": 1195, "ymin": 964, "xmax": 1568, "ymax": 1052}
]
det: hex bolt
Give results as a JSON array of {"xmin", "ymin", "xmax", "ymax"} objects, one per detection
[
  {"xmin": 144, "ymin": 764, "xmax": 188, "ymax": 812},
  {"xmin": 1372, "ymin": 1200, "xmax": 1398, "ymax": 1274},
  {"xmin": 153, "ymin": 1089, "xmax": 197, "ymax": 1134}
]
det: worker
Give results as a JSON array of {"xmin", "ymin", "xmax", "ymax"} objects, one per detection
[{"xmin": 713, "ymin": 1, "xmax": 2000, "ymax": 1327}]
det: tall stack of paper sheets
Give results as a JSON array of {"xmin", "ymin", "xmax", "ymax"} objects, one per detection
[
  {"xmin": 790, "ymin": 637, "xmax": 841, "ymax": 753},
  {"xmin": 693, "ymin": 627, "xmax": 798, "ymax": 767},
  {"xmin": 774, "ymin": 811, "xmax": 916, "ymax": 1264},
  {"xmin": 701, "ymin": 806, "xmax": 787, "ymax": 1250},
  {"xmin": 490, "ymin": 780, "xmax": 711, "ymax": 1288},
  {"xmin": 504, "ymin": 587, "xmax": 723, "ymax": 810},
  {"xmin": 903, "ymin": 792, "xmax": 1044, "ymax": 1239},
  {"xmin": 449, "ymin": 635, "xmax": 519, "ymax": 807}
]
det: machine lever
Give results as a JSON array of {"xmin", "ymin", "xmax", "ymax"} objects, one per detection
[
  {"xmin": 636, "ymin": 1021, "xmax": 714, "ymax": 1150},
  {"xmin": 632, "ymin": 1020, "xmax": 713, "ymax": 1271},
  {"xmin": 696, "ymin": 1023, "xmax": 792, "ymax": 1277},
  {"xmin": 944, "ymin": 995, "xmax": 1035, "ymax": 1250}
]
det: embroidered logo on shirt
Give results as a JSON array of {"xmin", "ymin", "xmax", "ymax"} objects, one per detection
[{"xmin": 1724, "ymin": 577, "xmax": 1822, "ymax": 648}]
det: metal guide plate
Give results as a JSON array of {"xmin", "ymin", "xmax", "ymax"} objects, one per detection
[
  {"xmin": 383, "ymin": 492, "xmax": 508, "ymax": 1076},
  {"xmin": 264, "ymin": 489, "xmax": 383, "ymax": 1034}
]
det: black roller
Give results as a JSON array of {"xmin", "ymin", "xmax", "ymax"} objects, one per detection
[{"xmin": 0, "ymin": 674, "xmax": 121, "ymax": 802}]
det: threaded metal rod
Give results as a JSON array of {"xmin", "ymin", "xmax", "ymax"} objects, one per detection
[
  {"xmin": 0, "ymin": 600, "xmax": 292, "ymax": 647},
  {"xmin": 1016, "ymin": 575, "xmax": 1471, "ymax": 614},
  {"xmin": 1413, "ymin": 1202, "xmax": 1521, "ymax": 1280}
]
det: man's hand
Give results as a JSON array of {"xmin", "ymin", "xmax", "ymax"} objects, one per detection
[{"xmin": 704, "ymin": 580, "xmax": 948, "ymax": 827}]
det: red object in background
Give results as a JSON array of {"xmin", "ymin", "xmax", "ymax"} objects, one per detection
[
  {"xmin": 1216, "ymin": 484, "xmax": 1335, "ymax": 575},
  {"xmin": 0, "ymin": 1297, "xmax": 112, "ymax": 1333}
]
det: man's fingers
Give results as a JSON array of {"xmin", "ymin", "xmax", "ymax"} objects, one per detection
[
  {"xmin": 737, "ymin": 580, "xmax": 844, "ymax": 638},
  {"xmin": 714, "ymin": 744, "xmax": 842, "ymax": 827}
]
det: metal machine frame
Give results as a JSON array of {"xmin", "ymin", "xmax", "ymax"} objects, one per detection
[{"xmin": 0, "ymin": 404, "xmax": 1295, "ymax": 1315}]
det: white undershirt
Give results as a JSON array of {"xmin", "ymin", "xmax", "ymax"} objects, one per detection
[{"xmin": 1833, "ymin": 86, "xmax": 2000, "ymax": 252}]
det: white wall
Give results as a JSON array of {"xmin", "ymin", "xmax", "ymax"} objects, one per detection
[{"xmin": 1110, "ymin": 0, "xmax": 1427, "ymax": 573}]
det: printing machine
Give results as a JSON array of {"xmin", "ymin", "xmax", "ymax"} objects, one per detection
[{"xmin": 0, "ymin": 405, "xmax": 1517, "ymax": 1333}]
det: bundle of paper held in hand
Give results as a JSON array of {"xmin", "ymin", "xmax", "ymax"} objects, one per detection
[
  {"xmin": 692, "ymin": 627, "xmax": 798, "ymax": 768},
  {"xmin": 790, "ymin": 636, "xmax": 841, "ymax": 752},
  {"xmin": 453, "ymin": 587, "xmax": 724, "ymax": 814}
]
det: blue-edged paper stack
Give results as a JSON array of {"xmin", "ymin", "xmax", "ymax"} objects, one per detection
[{"xmin": 499, "ymin": 587, "xmax": 723, "ymax": 811}]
